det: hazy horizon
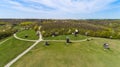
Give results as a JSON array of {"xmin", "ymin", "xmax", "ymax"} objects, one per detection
[{"xmin": 0, "ymin": 0, "xmax": 120, "ymax": 19}]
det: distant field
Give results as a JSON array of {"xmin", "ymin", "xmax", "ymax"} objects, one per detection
[
  {"xmin": 16, "ymin": 29, "xmax": 39, "ymax": 40},
  {"xmin": 12, "ymin": 38, "xmax": 120, "ymax": 67},
  {"xmin": 0, "ymin": 37, "xmax": 34, "ymax": 67}
]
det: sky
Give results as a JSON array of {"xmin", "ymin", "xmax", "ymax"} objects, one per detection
[{"xmin": 0, "ymin": 0, "xmax": 120, "ymax": 19}]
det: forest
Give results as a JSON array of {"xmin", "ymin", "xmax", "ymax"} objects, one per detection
[{"xmin": 0, "ymin": 19, "xmax": 120, "ymax": 39}]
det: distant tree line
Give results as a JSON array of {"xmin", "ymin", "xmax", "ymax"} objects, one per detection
[
  {"xmin": 0, "ymin": 19, "xmax": 120, "ymax": 39},
  {"xmin": 40, "ymin": 20, "xmax": 120, "ymax": 39}
]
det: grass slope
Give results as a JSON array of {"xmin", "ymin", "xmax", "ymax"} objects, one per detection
[
  {"xmin": 16, "ymin": 29, "xmax": 39, "ymax": 40},
  {"xmin": 0, "ymin": 37, "xmax": 34, "ymax": 67},
  {"xmin": 0, "ymin": 37, "xmax": 11, "ymax": 44},
  {"xmin": 12, "ymin": 38, "xmax": 120, "ymax": 67},
  {"xmin": 44, "ymin": 34, "xmax": 89, "ymax": 40}
]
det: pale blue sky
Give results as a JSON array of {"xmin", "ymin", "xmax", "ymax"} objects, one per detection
[{"xmin": 0, "ymin": 0, "xmax": 120, "ymax": 19}]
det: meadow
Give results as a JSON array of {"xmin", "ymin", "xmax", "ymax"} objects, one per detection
[
  {"xmin": 16, "ymin": 29, "xmax": 39, "ymax": 40},
  {"xmin": 0, "ymin": 19, "xmax": 120, "ymax": 67},
  {"xmin": 0, "ymin": 37, "xmax": 34, "ymax": 67},
  {"xmin": 12, "ymin": 37, "xmax": 120, "ymax": 67}
]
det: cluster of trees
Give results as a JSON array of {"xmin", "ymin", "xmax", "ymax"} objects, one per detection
[
  {"xmin": 0, "ymin": 19, "xmax": 120, "ymax": 39},
  {"xmin": 0, "ymin": 29, "xmax": 17, "ymax": 39},
  {"xmin": 0, "ymin": 23, "xmax": 17, "ymax": 39},
  {"xmin": 19, "ymin": 21, "xmax": 40, "ymax": 31},
  {"xmin": 0, "ymin": 21, "xmax": 40, "ymax": 40},
  {"xmin": 40, "ymin": 20, "xmax": 120, "ymax": 39}
]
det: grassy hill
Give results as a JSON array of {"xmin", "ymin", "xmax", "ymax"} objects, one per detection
[
  {"xmin": 44, "ymin": 34, "xmax": 89, "ymax": 40},
  {"xmin": 0, "ymin": 20, "xmax": 120, "ymax": 67},
  {"xmin": 16, "ymin": 29, "xmax": 39, "ymax": 40},
  {"xmin": 12, "ymin": 37, "xmax": 120, "ymax": 67},
  {"xmin": 0, "ymin": 37, "xmax": 34, "ymax": 67}
]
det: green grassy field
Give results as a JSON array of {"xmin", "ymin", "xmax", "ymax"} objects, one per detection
[
  {"xmin": 12, "ymin": 38, "xmax": 120, "ymax": 67},
  {"xmin": 0, "ymin": 37, "xmax": 34, "ymax": 67},
  {"xmin": 16, "ymin": 29, "xmax": 39, "ymax": 40},
  {"xmin": 44, "ymin": 34, "xmax": 89, "ymax": 40},
  {"xmin": 0, "ymin": 37, "xmax": 11, "ymax": 43}
]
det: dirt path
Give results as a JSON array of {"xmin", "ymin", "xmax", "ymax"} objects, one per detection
[
  {"xmin": 0, "ymin": 37, "xmax": 11, "ymax": 46},
  {"xmin": 13, "ymin": 34, "xmax": 89, "ymax": 43},
  {"xmin": 4, "ymin": 31, "xmax": 42, "ymax": 67},
  {"xmin": 43, "ymin": 39, "xmax": 88, "ymax": 42},
  {"xmin": 13, "ymin": 34, "xmax": 37, "ymax": 42},
  {"xmin": 5, "ymin": 33, "xmax": 91, "ymax": 67}
]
